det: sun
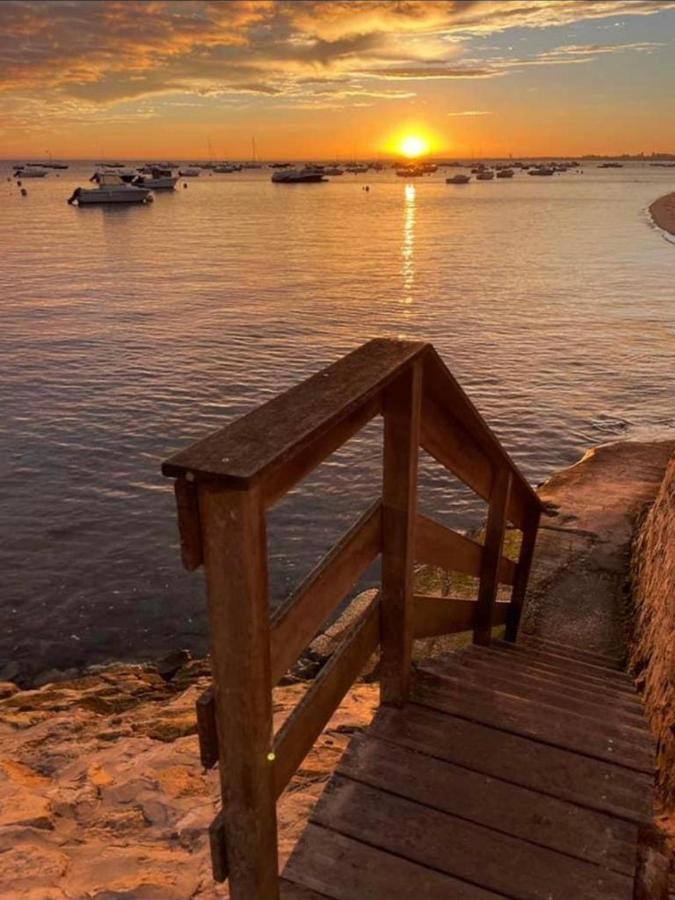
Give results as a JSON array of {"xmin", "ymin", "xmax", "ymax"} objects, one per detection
[{"xmin": 400, "ymin": 134, "xmax": 429, "ymax": 159}]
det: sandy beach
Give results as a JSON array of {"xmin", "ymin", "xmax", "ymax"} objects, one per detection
[{"xmin": 650, "ymin": 191, "xmax": 675, "ymax": 235}]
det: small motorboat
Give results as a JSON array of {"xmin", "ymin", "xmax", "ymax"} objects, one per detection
[
  {"xmin": 396, "ymin": 166, "xmax": 425, "ymax": 177},
  {"xmin": 214, "ymin": 164, "xmax": 241, "ymax": 173},
  {"xmin": 528, "ymin": 166, "xmax": 554, "ymax": 176},
  {"xmin": 322, "ymin": 166, "xmax": 344, "ymax": 176},
  {"xmin": 92, "ymin": 167, "xmax": 136, "ymax": 183},
  {"xmin": 598, "ymin": 162, "xmax": 623, "ymax": 168},
  {"xmin": 476, "ymin": 169, "xmax": 495, "ymax": 180},
  {"xmin": 446, "ymin": 174, "xmax": 471, "ymax": 184},
  {"xmin": 179, "ymin": 167, "xmax": 200, "ymax": 176},
  {"xmin": 132, "ymin": 166, "xmax": 179, "ymax": 189},
  {"xmin": 67, "ymin": 172, "xmax": 153, "ymax": 205},
  {"xmin": 271, "ymin": 167, "xmax": 327, "ymax": 183},
  {"xmin": 14, "ymin": 166, "xmax": 48, "ymax": 178},
  {"xmin": 496, "ymin": 168, "xmax": 514, "ymax": 178}
]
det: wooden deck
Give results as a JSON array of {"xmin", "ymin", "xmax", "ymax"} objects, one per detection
[{"xmin": 281, "ymin": 637, "xmax": 655, "ymax": 900}]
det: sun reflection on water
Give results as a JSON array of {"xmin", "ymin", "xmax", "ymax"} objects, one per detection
[{"xmin": 402, "ymin": 183, "xmax": 416, "ymax": 308}]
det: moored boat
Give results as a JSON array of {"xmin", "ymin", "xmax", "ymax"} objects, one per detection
[
  {"xmin": 271, "ymin": 167, "xmax": 327, "ymax": 183},
  {"xmin": 67, "ymin": 173, "xmax": 153, "ymax": 205},
  {"xmin": 496, "ymin": 168, "xmax": 514, "ymax": 178},
  {"xmin": 476, "ymin": 169, "xmax": 495, "ymax": 180},
  {"xmin": 446, "ymin": 173, "xmax": 471, "ymax": 184},
  {"xmin": 132, "ymin": 167, "xmax": 179, "ymax": 189},
  {"xmin": 179, "ymin": 167, "xmax": 200, "ymax": 176},
  {"xmin": 14, "ymin": 166, "xmax": 48, "ymax": 178}
]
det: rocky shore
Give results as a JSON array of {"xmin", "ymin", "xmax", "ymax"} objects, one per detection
[
  {"xmin": 1, "ymin": 438, "xmax": 673, "ymax": 897},
  {"xmin": 650, "ymin": 191, "xmax": 675, "ymax": 237}
]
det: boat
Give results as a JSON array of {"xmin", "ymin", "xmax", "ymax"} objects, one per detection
[
  {"xmin": 598, "ymin": 162, "xmax": 623, "ymax": 168},
  {"xmin": 67, "ymin": 172, "xmax": 153, "ymax": 205},
  {"xmin": 92, "ymin": 167, "xmax": 136, "ymax": 183},
  {"xmin": 179, "ymin": 167, "xmax": 200, "ymax": 176},
  {"xmin": 528, "ymin": 166, "xmax": 554, "ymax": 176},
  {"xmin": 14, "ymin": 166, "xmax": 48, "ymax": 178},
  {"xmin": 214, "ymin": 164, "xmax": 241, "ymax": 173},
  {"xmin": 446, "ymin": 174, "xmax": 471, "ymax": 184},
  {"xmin": 271, "ymin": 167, "xmax": 327, "ymax": 184},
  {"xmin": 396, "ymin": 166, "xmax": 425, "ymax": 177},
  {"xmin": 496, "ymin": 168, "xmax": 514, "ymax": 178},
  {"xmin": 345, "ymin": 164, "xmax": 369, "ymax": 174},
  {"xmin": 321, "ymin": 166, "xmax": 344, "ymax": 176},
  {"xmin": 132, "ymin": 166, "xmax": 179, "ymax": 189},
  {"xmin": 476, "ymin": 170, "xmax": 495, "ymax": 180}
]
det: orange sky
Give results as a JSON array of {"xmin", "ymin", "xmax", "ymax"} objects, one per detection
[{"xmin": 1, "ymin": 0, "xmax": 674, "ymax": 159}]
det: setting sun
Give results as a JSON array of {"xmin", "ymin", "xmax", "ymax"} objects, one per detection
[{"xmin": 400, "ymin": 135, "xmax": 429, "ymax": 158}]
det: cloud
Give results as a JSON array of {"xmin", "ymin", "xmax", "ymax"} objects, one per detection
[
  {"xmin": 0, "ymin": 0, "xmax": 672, "ymax": 112},
  {"xmin": 447, "ymin": 110, "xmax": 492, "ymax": 117}
]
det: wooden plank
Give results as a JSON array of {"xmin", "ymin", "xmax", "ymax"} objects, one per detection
[
  {"xmin": 283, "ymin": 824, "xmax": 503, "ymax": 900},
  {"xmin": 492, "ymin": 640, "xmax": 637, "ymax": 686},
  {"xmin": 162, "ymin": 338, "xmax": 427, "ymax": 485},
  {"xmin": 413, "ymin": 594, "xmax": 509, "ymax": 639},
  {"xmin": 464, "ymin": 644, "xmax": 642, "ymax": 701},
  {"xmin": 474, "ymin": 467, "xmax": 512, "ymax": 645},
  {"xmin": 270, "ymin": 502, "xmax": 381, "ymax": 684},
  {"xmin": 209, "ymin": 811, "xmax": 228, "ymax": 882},
  {"xmin": 422, "ymin": 348, "xmax": 542, "ymax": 523},
  {"xmin": 199, "ymin": 483, "xmax": 279, "ymax": 899},
  {"xmin": 419, "ymin": 659, "xmax": 651, "ymax": 738},
  {"xmin": 505, "ymin": 505, "xmax": 540, "ymax": 641},
  {"xmin": 196, "ymin": 685, "xmax": 219, "ymax": 768},
  {"xmin": 279, "ymin": 880, "xmax": 331, "ymax": 899},
  {"xmin": 173, "ymin": 477, "xmax": 203, "ymax": 570},
  {"xmin": 448, "ymin": 651, "xmax": 647, "ymax": 720},
  {"xmin": 338, "ymin": 733, "xmax": 639, "ymax": 875},
  {"xmin": 412, "ymin": 668, "xmax": 654, "ymax": 773},
  {"xmin": 369, "ymin": 704, "xmax": 653, "ymax": 824},
  {"xmin": 311, "ymin": 776, "xmax": 634, "ymax": 900},
  {"xmin": 380, "ymin": 363, "xmax": 421, "ymax": 705},
  {"xmin": 273, "ymin": 600, "xmax": 380, "ymax": 797},
  {"xmin": 519, "ymin": 635, "xmax": 624, "ymax": 669},
  {"xmin": 415, "ymin": 514, "xmax": 516, "ymax": 584}
]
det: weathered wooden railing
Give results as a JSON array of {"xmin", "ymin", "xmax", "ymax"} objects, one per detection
[{"xmin": 161, "ymin": 339, "xmax": 542, "ymax": 899}]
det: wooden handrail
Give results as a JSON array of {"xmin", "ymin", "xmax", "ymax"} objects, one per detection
[{"xmin": 162, "ymin": 339, "xmax": 543, "ymax": 899}]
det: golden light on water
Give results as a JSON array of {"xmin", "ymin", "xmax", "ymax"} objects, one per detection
[{"xmin": 400, "ymin": 135, "xmax": 429, "ymax": 158}]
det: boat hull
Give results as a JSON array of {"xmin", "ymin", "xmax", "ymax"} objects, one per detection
[{"xmin": 75, "ymin": 189, "xmax": 152, "ymax": 204}]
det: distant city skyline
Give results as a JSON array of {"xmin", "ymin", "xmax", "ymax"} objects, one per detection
[{"xmin": 1, "ymin": 0, "xmax": 675, "ymax": 159}]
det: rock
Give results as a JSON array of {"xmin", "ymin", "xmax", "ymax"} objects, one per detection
[
  {"xmin": 156, "ymin": 649, "xmax": 192, "ymax": 682},
  {"xmin": 0, "ymin": 681, "xmax": 18, "ymax": 699}
]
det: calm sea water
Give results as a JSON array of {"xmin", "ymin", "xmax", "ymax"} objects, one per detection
[{"xmin": 1, "ymin": 161, "xmax": 673, "ymax": 680}]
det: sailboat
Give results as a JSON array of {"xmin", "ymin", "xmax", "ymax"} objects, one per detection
[{"xmin": 241, "ymin": 137, "xmax": 263, "ymax": 169}]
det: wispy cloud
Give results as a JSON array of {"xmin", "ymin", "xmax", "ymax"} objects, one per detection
[{"xmin": 447, "ymin": 110, "xmax": 493, "ymax": 117}]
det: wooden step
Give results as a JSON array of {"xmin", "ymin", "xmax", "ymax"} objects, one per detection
[
  {"xmin": 307, "ymin": 776, "xmax": 634, "ymax": 900},
  {"xmin": 465, "ymin": 644, "xmax": 639, "ymax": 696},
  {"xmin": 420, "ymin": 657, "xmax": 648, "ymax": 732},
  {"xmin": 492, "ymin": 640, "xmax": 635, "ymax": 685},
  {"xmin": 283, "ymin": 824, "xmax": 504, "ymax": 899},
  {"xmin": 452, "ymin": 647, "xmax": 644, "ymax": 714},
  {"xmin": 412, "ymin": 668, "xmax": 654, "ymax": 773},
  {"xmin": 338, "ymin": 733, "xmax": 639, "ymax": 875},
  {"xmin": 518, "ymin": 635, "xmax": 625, "ymax": 670},
  {"xmin": 369, "ymin": 703, "xmax": 653, "ymax": 823}
]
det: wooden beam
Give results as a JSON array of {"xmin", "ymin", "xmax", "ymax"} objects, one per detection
[
  {"xmin": 415, "ymin": 514, "xmax": 516, "ymax": 585},
  {"xmin": 196, "ymin": 686, "xmax": 218, "ymax": 769},
  {"xmin": 273, "ymin": 599, "xmax": 380, "ymax": 798},
  {"xmin": 174, "ymin": 478, "xmax": 203, "ymax": 570},
  {"xmin": 162, "ymin": 338, "xmax": 428, "ymax": 486},
  {"xmin": 474, "ymin": 468, "xmax": 512, "ymax": 646},
  {"xmin": 270, "ymin": 502, "xmax": 381, "ymax": 684},
  {"xmin": 414, "ymin": 594, "xmax": 510, "ymax": 639},
  {"xmin": 505, "ymin": 506, "xmax": 541, "ymax": 642},
  {"xmin": 380, "ymin": 363, "xmax": 422, "ymax": 705},
  {"xmin": 199, "ymin": 483, "xmax": 279, "ymax": 899}
]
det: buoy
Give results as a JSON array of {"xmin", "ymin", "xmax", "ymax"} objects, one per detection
[
  {"xmin": 183, "ymin": 182, "xmax": 188, "ymax": 189},
  {"xmin": 17, "ymin": 180, "xmax": 22, "ymax": 187},
  {"xmin": 20, "ymin": 188, "xmax": 27, "ymax": 196}
]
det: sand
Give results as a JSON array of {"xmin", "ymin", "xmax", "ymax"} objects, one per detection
[{"xmin": 650, "ymin": 191, "xmax": 675, "ymax": 235}]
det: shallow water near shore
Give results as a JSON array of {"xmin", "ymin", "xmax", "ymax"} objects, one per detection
[{"xmin": 1, "ymin": 161, "xmax": 674, "ymax": 679}]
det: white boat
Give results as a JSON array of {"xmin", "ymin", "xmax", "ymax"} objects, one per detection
[
  {"xmin": 92, "ymin": 167, "xmax": 136, "ymax": 183},
  {"xmin": 67, "ymin": 173, "xmax": 153, "ymax": 205},
  {"xmin": 14, "ymin": 166, "xmax": 48, "ymax": 178},
  {"xmin": 271, "ymin": 167, "xmax": 327, "ymax": 184},
  {"xmin": 179, "ymin": 167, "xmax": 200, "ymax": 176},
  {"xmin": 214, "ymin": 164, "xmax": 241, "ymax": 173},
  {"xmin": 446, "ymin": 174, "xmax": 471, "ymax": 184},
  {"xmin": 132, "ymin": 167, "xmax": 178, "ymax": 189}
]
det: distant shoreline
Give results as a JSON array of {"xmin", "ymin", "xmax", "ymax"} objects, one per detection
[{"xmin": 649, "ymin": 192, "xmax": 675, "ymax": 236}]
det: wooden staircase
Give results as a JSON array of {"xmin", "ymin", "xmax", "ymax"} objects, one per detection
[
  {"xmin": 161, "ymin": 340, "xmax": 660, "ymax": 899},
  {"xmin": 282, "ymin": 637, "xmax": 655, "ymax": 899}
]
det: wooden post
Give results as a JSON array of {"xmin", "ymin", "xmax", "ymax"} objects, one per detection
[
  {"xmin": 198, "ymin": 482, "xmax": 279, "ymax": 900},
  {"xmin": 380, "ymin": 362, "xmax": 422, "ymax": 705},
  {"xmin": 505, "ymin": 506, "xmax": 541, "ymax": 643},
  {"xmin": 474, "ymin": 467, "xmax": 512, "ymax": 646}
]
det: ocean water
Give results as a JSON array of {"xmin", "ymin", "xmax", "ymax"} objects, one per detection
[{"xmin": 1, "ymin": 161, "xmax": 673, "ymax": 679}]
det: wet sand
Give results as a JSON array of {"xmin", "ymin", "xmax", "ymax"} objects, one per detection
[{"xmin": 650, "ymin": 191, "xmax": 675, "ymax": 235}]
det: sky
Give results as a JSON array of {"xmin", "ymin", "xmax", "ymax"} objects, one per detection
[{"xmin": 1, "ymin": 0, "xmax": 675, "ymax": 159}]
